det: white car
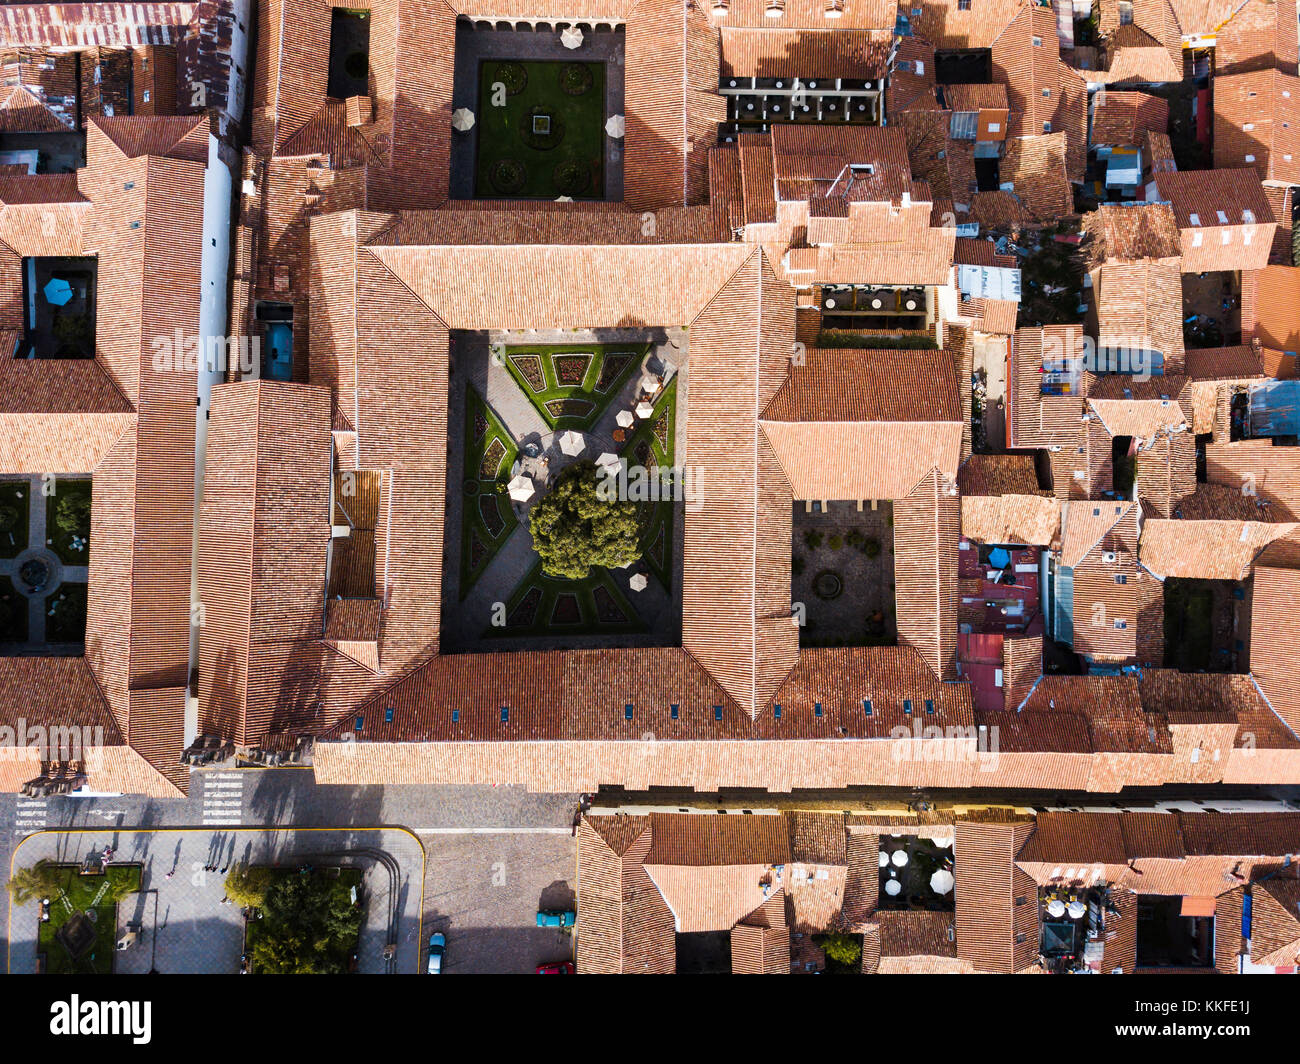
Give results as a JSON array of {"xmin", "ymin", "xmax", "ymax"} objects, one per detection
[{"xmin": 427, "ymin": 932, "xmax": 446, "ymax": 974}]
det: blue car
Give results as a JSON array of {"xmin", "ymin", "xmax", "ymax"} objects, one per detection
[
  {"xmin": 536, "ymin": 910, "xmax": 576, "ymax": 928},
  {"xmin": 427, "ymin": 932, "xmax": 446, "ymax": 974}
]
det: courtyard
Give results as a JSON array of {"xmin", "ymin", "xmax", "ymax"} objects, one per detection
[
  {"xmin": 792, "ymin": 500, "xmax": 896, "ymax": 648},
  {"xmin": 450, "ymin": 23, "xmax": 624, "ymax": 200},
  {"xmin": 0, "ymin": 474, "xmax": 90, "ymax": 649},
  {"xmin": 442, "ymin": 330, "xmax": 684, "ymax": 651}
]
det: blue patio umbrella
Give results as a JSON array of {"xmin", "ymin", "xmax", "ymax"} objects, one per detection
[
  {"xmin": 988, "ymin": 547, "xmax": 1011, "ymax": 570},
  {"xmin": 43, "ymin": 277, "xmax": 73, "ymax": 306}
]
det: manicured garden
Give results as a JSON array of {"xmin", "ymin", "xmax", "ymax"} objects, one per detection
[
  {"xmin": 618, "ymin": 378, "xmax": 677, "ymax": 591},
  {"xmin": 0, "ymin": 479, "xmax": 30, "ymax": 558},
  {"xmin": 502, "ymin": 343, "xmax": 644, "ymax": 430},
  {"xmin": 475, "ymin": 59, "xmax": 606, "ymax": 199},
  {"xmin": 46, "ymin": 478, "xmax": 91, "ymax": 564},
  {"xmin": 0, "ymin": 575, "xmax": 27, "ymax": 642},
  {"xmin": 487, "ymin": 558, "xmax": 646, "ymax": 637},
  {"xmin": 19, "ymin": 861, "xmax": 142, "ymax": 974},
  {"xmin": 46, "ymin": 581, "xmax": 87, "ymax": 643},
  {"xmin": 460, "ymin": 386, "xmax": 519, "ymax": 597}
]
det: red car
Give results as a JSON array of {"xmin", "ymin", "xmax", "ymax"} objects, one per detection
[{"xmin": 536, "ymin": 961, "xmax": 575, "ymax": 974}]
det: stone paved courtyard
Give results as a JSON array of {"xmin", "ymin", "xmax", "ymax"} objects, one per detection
[
  {"xmin": 8, "ymin": 827, "xmax": 424, "ymax": 975},
  {"xmin": 792, "ymin": 500, "xmax": 896, "ymax": 647}
]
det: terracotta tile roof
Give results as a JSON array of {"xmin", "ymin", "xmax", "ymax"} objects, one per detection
[
  {"xmin": 1152, "ymin": 169, "xmax": 1277, "ymax": 271},
  {"xmin": 1207, "ymin": 439, "xmax": 1300, "ymax": 519},
  {"xmin": 877, "ymin": 910, "xmax": 957, "ymax": 957},
  {"xmin": 1140, "ymin": 515, "xmax": 1297, "ymax": 579},
  {"xmin": 1251, "ymin": 531, "xmax": 1300, "ymax": 733},
  {"xmin": 718, "ymin": 27, "xmax": 890, "ymax": 79},
  {"xmin": 957, "ymin": 453, "xmax": 1047, "ymax": 496},
  {"xmin": 1213, "ymin": 69, "xmax": 1300, "ymax": 185},
  {"xmin": 576, "ymin": 818, "xmax": 676, "ymax": 973},
  {"xmin": 1090, "ymin": 89, "xmax": 1169, "ymax": 146},
  {"xmin": 1214, "ymin": 0, "xmax": 1299, "ymax": 78},
  {"xmin": 887, "ymin": 36, "xmax": 938, "ymax": 115},
  {"xmin": 1091, "ymin": 23, "xmax": 1184, "ymax": 83},
  {"xmin": 1092, "ymin": 260, "xmax": 1185, "ymax": 371},
  {"xmin": 1081, "ymin": 201, "xmax": 1185, "ymax": 269},
  {"xmin": 954, "ymin": 820, "xmax": 1037, "ymax": 973},
  {"xmin": 759, "ymin": 347, "xmax": 962, "ymax": 501},
  {"xmin": 962, "ymin": 494, "xmax": 1061, "ymax": 546},
  {"xmin": 1242, "ymin": 265, "xmax": 1300, "ymax": 357},
  {"xmin": 1000, "ymin": 132, "xmax": 1072, "ymax": 222}
]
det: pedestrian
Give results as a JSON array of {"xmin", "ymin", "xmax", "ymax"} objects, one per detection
[
  {"xmin": 220, "ymin": 866, "xmax": 228, "ymax": 875},
  {"xmin": 164, "ymin": 871, "xmax": 174, "ymax": 881}
]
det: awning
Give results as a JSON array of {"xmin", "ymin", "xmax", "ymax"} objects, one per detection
[{"xmin": 1180, "ymin": 896, "xmax": 1216, "ymax": 917}]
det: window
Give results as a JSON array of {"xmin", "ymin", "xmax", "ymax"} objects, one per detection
[
  {"xmin": 903, "ymin": 699, "xmax": 913, "ymax": 715},
  {"xmin": 1192, "ymin": 231, "xmax": 1203, "ymax": 247},
  {"xmin": 958, "ymin": 0, "xmax": 971, "ymax": 8},
  {"xmin": 925, "ymin": 699, "xmax": 935, "ymax": 715},
  {"xmin": 714, "ymin": 705, "xmax": 723, "ymax": 721},
  {"xmin": 1115, "ymin": 574, "xmax": 1127, "ymax": 584},
  {"xmin": 384, "ymin": 707, "xmax": 394, "ymax": 723},
  {"xmin": 772, "ymin": 703, "xmax": 780, "ymax": 719},
  {"xmin": 671, "ymin": 703, "xmax": 680, "ymax": 720},
  {"xmin": 863, "ymin": 699, "xmax": 874, "ymax": 716},
  {"xmin": 814, "ymin": 701, "xmax": 824, "ymax": 717},
  {"xmin": 354, "ymin": 715, "xmax": 364, "ymax": 731},
  {"xmin": 1042, "ymin": 88, "xmax": 1051, "ymax": 98},
  {"xmin": 1216, "ymin": 210, "xmax": 1229, "ymax": 223},
  {"xmin": 624, "ymin": 704, "xmax": 633, "ymax": 720},
  {"xmin": 1032, "ymin": 35, "xmax": 1042, "ymax": 46},
  {"xmin": 452, "ymin": 709, "xmax": 460, "ymax": 723},
  {"xmin": 1043, "ymin": 121, "xmax": 1051, "ymax": 132},
  {"xmin": 501, "ymin": 707, "xmax": 509, "ymax": 722},
  {"xmin": 987, "ymin": 121, "xmax": 1000, "ymax": 132},
  {"xmin": 1119, "ymin": 0, "xmax": 1133, "ymax": 24},
  {"xmin": 1189, "ymin": 213, "xmax": 1201, "ymax": 226},
  {"xmin": 1114, "ymin": 619, "xmax": 1128, "ymax": 630}
]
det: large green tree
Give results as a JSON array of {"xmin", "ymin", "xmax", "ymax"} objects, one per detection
[
  {"xmin": 250, "ymin": 872, "xmax": 362, "ymax": 975},
  {"xmin": 528, "ymin": 461, "xmax": 642, "ymax": 579},
  {"xmin": 224, "ymin": 863, "xmax": 274, "ymax": 909}
]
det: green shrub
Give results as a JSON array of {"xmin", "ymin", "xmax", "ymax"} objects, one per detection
[
  {"xmin": 803, "ymin": 529, "xmax": 823, "ymax": 550},
  {"xmin": 828, "ymin": 533, "xmax": 843, "ymax": 550},
  {"xmin": 528, "ymin": 461, "xmax": 642, "ymax": 579},
  {"xmin": 862, "ymin": 537, "xmax": 881, "ymax": 558}
]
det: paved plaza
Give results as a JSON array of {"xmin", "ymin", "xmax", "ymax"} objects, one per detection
[{"xmin": 7, "ymin": 826, "xmax": 425, "ymax": 975}]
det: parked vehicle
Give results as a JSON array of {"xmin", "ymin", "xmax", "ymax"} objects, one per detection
[
  {"xmin": 536, "ymin": 909, "xmax": 576, "ymax": 928},
  {"xmin": 427, "ymin": 932, "xmax": 446, "ymax": 974},
  {"xmin": 536, "ymin": 961, "xmax": 575, "ymax": 974}
]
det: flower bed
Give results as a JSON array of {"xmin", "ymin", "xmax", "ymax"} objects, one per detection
[
  {"xmin": 560, "ymin": 62, "xmax": 594, "ymax": 96},
  {"xmin": 479, "ymin": 437, "xmax": 507, "ymax": 480},
  {"xmin": 491, "ymin": 61, "xmax": 528, "ymax": 96},
  {"xmin": 509, "ymin": 353, "xmax": 546, "ymax": 392},
  {"xmin": 545, "ymin": 398, "xmax": 594, "ymax": 420},
  {"xmin": 489, "ymin": 158, "xmax": 526, "ymax": 194},
  {"xmin": 593, "ymin": 584, "xmax": 627, "ymax": 623},
  {"xmin": 479, "ymin": 493, "xmax": 506, "ymax": 538},
  {"xmin": 653, "ymin": 411, "xmax": 669, "ymax": 453},
  {"xmin": 551, "ymin": 592, "xmax": 581, "ymax": 625},
  {"xmin": 595, "ymin": 352, "xmax": 635, "ymax": 392},
  {"xmin": 552, "ymin": 352, "xmax": 591, "ymax": 387},
  {"xmin": 472, "ymin": 409, "xmax": 488, "ymax": 443},
  {"xmin": 508, "ymin": 585, "xmax": 542, "ymax": 627}
]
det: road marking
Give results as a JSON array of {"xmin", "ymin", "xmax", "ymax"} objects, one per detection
[
  {"xmin": 13, "ymin": 798, "xmax": 47, "ymax": 836},
  {"xmin": 413, "ymin": 827, "xmax": 572, "ymax": 835},
  {"xmin": 202, "ymin": 773, "xmax": 245, "ymax": 826}
]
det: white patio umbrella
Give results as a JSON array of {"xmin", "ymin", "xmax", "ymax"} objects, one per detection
[
  {"xmin": 639, "ymin": 373, "xmax": 661, "ymax": 394},
  {"xmin": 884, "ymin": 878, "xmax": 902, "ymax": 897},
  {"xmin": 507, "ymin": 474, "xmax": 535, "ymax": 502},
  {"xmin": 595, "ymin": 452, "xmax": 621, "ymax": 475},
  {"xmin": 554, "ymin": 195, "xmax": 573, "ymax": 202},
  {"xmin": 891, "ymin": 849, "xmax": 909, "ymax": 868},
  {"xmin": 560, "ymin": 25, "xmax": 583, "ymax": 49},
  {"xmin": 629, "ymin": 572, "xmax": 648, "ymax": 592},
  {"xmin": 878, "ymin": 850, "xmax": 890, "ymax": 868},
  {"xmin": 452, "ymin": 107, "xmax": 475, "ymax": 132},
  {"xmin": 1068, "ymin": 900, "xmax": 1087, "ymax": 920},
  {"xmin": 1046, "ymin": 899, "xmax": 1067, "ymax": 919},
  {"xmin": 635, "ymin": 400, "xmax": 655, "ymax": 419},
  {"xmin": 605, "ymin": 114, "xmax": 626, "ymax": 138},
  {"xmin": 929, "ymin": 869, "xmax": 955, "ymax": 895},
  {"xmin": 558, "ymin": 430, "xmax": 586, "ymax": 456},
  {"xmin": 615, "ymin": 409, "xmax": 635, "ymax": 429}
]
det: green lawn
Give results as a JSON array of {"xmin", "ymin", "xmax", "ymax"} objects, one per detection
[
  {"xmin": 460, "ymin": 386, "xmax": 519, "ymax": 598},
  {"xmin": 37, "ymin": 864, "xmax": 141, "ymax": 975},
  {"xmin": 0, "ymin": 480, "xmax": 30, "ymax": 558},
  {"xmin": 486, "ymin": 559, "xmax": 647, "ymax": 638},
  {"xmin": 501, "ymin": 343, "xmax": 644, "ymax": 431},
  {"xmin": 45, "ymin": 478, "xmax": 91, "ymax": 564},
  {"xmin": 475, "ymin": 59, "xmax": 606, "ymax": 199}
]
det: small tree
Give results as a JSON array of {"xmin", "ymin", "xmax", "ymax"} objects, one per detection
[
  {"xmin": 819, "ymin": 932, "xmax": 862, "ymax": 968},
  {"xmin": 224, "ymin": 863, "xmax": 273, "ymax": 909},
  {"xmin": 8, "ymin": 859, "xmax": 65, "ymax": 905},
  {"xmin": 54, "ymin": 490, "xmax": 91, "ymax": 539},
  {"xmin": 527, "ymin": 461, "xmax": 642, "ymax": 580}
]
